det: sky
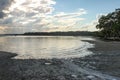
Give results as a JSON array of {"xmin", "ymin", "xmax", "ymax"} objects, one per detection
[{"xmin": 0, "ymin": 0, "xmax": 120, "ymax": 34}]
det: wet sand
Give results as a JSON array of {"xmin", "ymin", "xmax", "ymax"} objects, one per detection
[
  {"xmin": 0, "ymin": 51, "xmax": 98, "ymax": 80},
  {"xmin": 0, "ymin": 39, "xmax": 120, "ymax": 80},
  {"xmin": 0, "ymin": 51, "xmax": 96, "ymax": 80},
  {"xmin": 73, "ymin": 39, "xmax": 120, "ymax": 77}
]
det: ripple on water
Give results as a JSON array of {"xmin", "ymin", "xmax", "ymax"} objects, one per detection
[{"xmin": 0, "ymin": 36, "xmax": 94, "ymax": 59}]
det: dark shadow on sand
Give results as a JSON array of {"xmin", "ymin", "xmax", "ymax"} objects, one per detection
[{"xmin": 0, "ymin": 52, "xmax": 18, "ymax": 80}]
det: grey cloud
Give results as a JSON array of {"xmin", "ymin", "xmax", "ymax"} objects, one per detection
[
  {"xmin": 0, "ymin": 0, "xmax": 13, "ymax": 18},
  {"xmin": 2, "ymin": 17, "xmax": 13, "ymax": 24},
  {"xmin": 0, "ymin": 12, "xmax": 5, "ymax": 18},
  {"xmin": 40, "ymin": 0, "xmax": 48, "ymax": 4},
  {"xmin": 0, "ymin": 0, "xmax": 57, "ymax": 34},
  {"xmin": 25, "ymin": 13, "xmax": 37, "ymax": 17}
]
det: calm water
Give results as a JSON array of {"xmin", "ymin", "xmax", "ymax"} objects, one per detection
[{"xmin": 0, "ymin": 36, "xmax": 93, "ymax": 59}]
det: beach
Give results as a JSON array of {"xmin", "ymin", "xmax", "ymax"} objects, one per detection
[{"xmin": 0, "ymin": 38, "xmax": 120, "ymax": 80}]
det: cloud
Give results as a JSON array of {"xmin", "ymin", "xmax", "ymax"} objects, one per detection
[
  {"xmin": 1, "ymin": 3, "xmax": 87, "ymax": 33},
  {"xmin": 79, "ymin": 14, "xmax": 102, "ymax": 31},
  {"xmin": 0, "ymin": 0, "xmax": 97, "ymax": 33},
  {"xmin": 39, "ymin": 9, "xmax": 87, "ymax": 32},
  {"xmin": 79, "ymin": 20, "xmax": 98, "ymax": 31},
  {"xmin": 0, "ymin": 12, "xmax": 5, "ymax": 18},
  {"xmin": 8, "ymin": 0, "xmax": 56, "ymax": 14},
  {"xmin": 0, "ymin": 0, "xmax": 13, "ymax": 18},
  {"xmin": 0, "ymin": 25, "xmax": 8, "ymax": 34},
  {"xmin": 54, "ymin": 9, "xmax": 87, "ymax": 18},
  {"xmin": 7, "ymin": 0, "xmax": 56, "ymax": 24},
  {"xmin": 0, "ymin": 0, "xmax": 56, "ymax": 33}
]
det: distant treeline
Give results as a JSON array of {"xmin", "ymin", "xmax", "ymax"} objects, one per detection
[{"xmin": 23, "ymin": 31, "xmax": 97, "ymax": 36}]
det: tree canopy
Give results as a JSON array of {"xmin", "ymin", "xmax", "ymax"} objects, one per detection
[{"xmin": 96, "ymin": 8, "xmax": 120, "ymax": 39}]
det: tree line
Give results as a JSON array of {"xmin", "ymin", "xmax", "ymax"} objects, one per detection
[{"xmin": 24, "ymin": 31, "xmax": 96, "ymax": 36}]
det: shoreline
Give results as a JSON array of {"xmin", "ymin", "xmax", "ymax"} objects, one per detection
[
  {"xmin": 0, "ymin": 39, "xmax": 120, "ymax": 80},
  {"xmin": 75, "ymin": 39, "xmax": 120, "ymax": 77}
]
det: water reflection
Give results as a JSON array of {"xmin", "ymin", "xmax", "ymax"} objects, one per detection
[{"xmin": 0, "ymin": 36, "xmax": 93, "ymax": 59}]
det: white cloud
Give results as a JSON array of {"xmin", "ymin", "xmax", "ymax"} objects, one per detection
[
  {"xmin": 79, "ymin": 20, "xmax": 98, "ymax": 31},
  {"xmin": 0, "ymin": 0, "xmax": 98, "ymax": 33},
  {"xmin": 0, "ymin": 0, "xmax": 56, "ymax": 33},
  {"xmin": 41, "ymin": 9, "xmax": 87, "ymax": 32},
  {"xmin": 8, "ymin": 0, "xmax": 56, "ymax": 14},
  {"xmin": 54, "ymin": 9, "xmax": 87, "ymax": 18},
  {"xmin": 79, "ymin": 14, "xmax": 102, "ymax": 31}
]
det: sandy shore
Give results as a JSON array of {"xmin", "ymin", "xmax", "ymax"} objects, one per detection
[{"xmin": 0, "ymin": 38, "xmax": 120, "ymax": 80}]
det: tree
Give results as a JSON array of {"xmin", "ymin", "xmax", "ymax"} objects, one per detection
[{"xmin": 96, "ymin": 8, "xmax": 120, "ymax": 39}]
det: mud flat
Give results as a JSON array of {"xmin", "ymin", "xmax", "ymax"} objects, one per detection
[
  {"xmin": 73, "ymin": 39, "xmax": 120, "ymax": 78},
  {"xmin": 0, "ymin": 51, "xmax": 100, "ymax": 80}
]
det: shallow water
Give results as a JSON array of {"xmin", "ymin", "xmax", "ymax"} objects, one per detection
[{"xmin": 0, "ymin": 36, "xmax": 94, "ymax": 59}]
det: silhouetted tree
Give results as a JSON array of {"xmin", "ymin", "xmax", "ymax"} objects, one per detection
[{"xmin": 96, "ymin": 8, "xmax": 120, "ymax": 39}]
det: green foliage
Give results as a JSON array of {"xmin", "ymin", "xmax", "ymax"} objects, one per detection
[{"xmin": 96, "ymin": 8, "xmax": 120, "ymax": 39}]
